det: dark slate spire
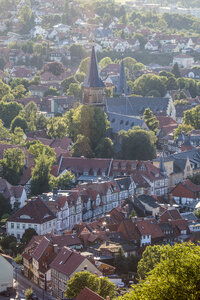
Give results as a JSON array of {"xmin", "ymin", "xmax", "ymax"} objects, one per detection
[
  {"xmin": 116, "ymin": 60, "xmax": 127, "ymax": 95},
  {"xmin": 159, "ymin": 153, "xmax": 167, "ymax": 177},
  {"xmin": 82, "ymin": 46, "xmax": 105, "ymax": 88}
]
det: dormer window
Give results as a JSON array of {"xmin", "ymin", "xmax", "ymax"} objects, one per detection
[{"xmin": 20, "ymin": 215, "xmax": 31, "ymax": 219}]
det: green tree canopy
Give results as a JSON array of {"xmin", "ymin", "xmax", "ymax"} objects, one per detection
[
  {"xmin": 119, "ymin": 127, "xmax": 157, "ymax": 160},
  {"xmin": 143, "ymin": 108, "xmax": 159, "ymax": 134},
  {"xmin": 44, "ymin": 61, "xmax": 65, "ymax": 76},
  {"xmin": 121, "ymin": 243, "xmax": 200, "ymax": 300},
  {"xmin": 99, "ymin": 57, "xmax": 113, "ymax": 70},
  {"xmin": 71, "ymin": 134, "xmax": 94, "ymax": 158},
  {"xmin": 174, "ymin": 123, "xmax": 194, "ymax": 139},
  {"xmin": 0, "ymin": 101, "xmax": 23, "ymax": 127},
  {"xmin": 0, "ymin": 194, "xmax": 11, "ymax": 220},
  {"xmin": 67, "ymin": 83, "xmax": 81, "ymax": 99},
  {"xmin": 31, "ymin": 153, "xmax": 53, "ymax": 195},
  {"xmin": 61, "ymin": 76, "xmax": 78, "ymax": 92},
  {"xmin": 50, "ymin": 171, "xmax": 75, "ymax": 190},
  {"xmin": 65, "ymin": 271, "xmax": 115, "ymax": 299},
  {"xmin": 1, "ymin": 148, "xmax": 25, "ymax": 185},
  {"xmin": 132, "ymin": 74, "xmax": 167, "ymax": 97},
  {"xmin": 47, "ymin": 117, "xmax": 67, "ymax": 139},
  {"xmin": 183, "ymin": 106, "xmax": 200, "ymax": 129},
  {"xmin": 10, "ymin": 116, "xmax": 28, "ymax": 132},
  {"xmin": 11, "ymin": 127, "xmax": 25, "ymax": 145},
  {"xmin": 65, "ymin": 105, "xmax": 110, "ymax": 155},
  {"xmin": 78, "ymin": 57, "xmax": 90, "ymax": 74},
  {"xmin": 171, "ymin": 62, "xmax": 181, "ymax": 78},
  {"xmin": 28, "ymin": 141, "xmax": 56, "ymax": 164},
  {"xmin": 0, "ymin": 120, "xmax": 10, "ymax": 141},
  {"xmin": 22, "ymin": 228, "xmax": 37, "ymax": 245}
]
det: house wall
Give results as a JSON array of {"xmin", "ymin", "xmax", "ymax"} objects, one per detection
[{"xmin": 0, "ymin": 255, "xmax": 13, "ymax": 293}]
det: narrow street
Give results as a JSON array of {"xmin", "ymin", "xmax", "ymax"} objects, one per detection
[{"xmin": 13, "ymin": 269, "xmax": 56, "ymax": 300}]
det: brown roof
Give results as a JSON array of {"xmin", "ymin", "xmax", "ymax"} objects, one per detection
[
  {"xmin": 50, "ymin": 246, "xmax": 85, "ymax": 276},
  {"xmin": 134, "ymin": 218, "xmax": 164, "ymax": 239},
  {"xmin": 32, "ymin": 236, "xmax": 50, "ymax": 260},
  {"xmin": 76, "ymin": 287, "xmax": 104, "ymax": 300},
  {"xmin": 7, "ymin": 198, "xmax": 56, "ymax": 224},
  {"xmin": 160, "ymin": 208, "xmax": 182, "ymax": 223}
]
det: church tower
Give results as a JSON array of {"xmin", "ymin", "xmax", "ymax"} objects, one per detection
[
  {"xmin": 114, "ymin": 60, "xmax": 131, "ymax": 96},
  {"xmin": 82, "ymin": 46, "xmax": 105, "ymax": 108}
]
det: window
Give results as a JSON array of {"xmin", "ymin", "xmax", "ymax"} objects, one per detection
[
  {"xmin": 23, "ymin": 224, "xmax": 26, "ymax": 229},
  {"xmin": 34, "ymin": 225, "xmax": 37, "ymax": 230},
  {"xmin": 11, "ymin": 223, "xmax": 14, "ymax": 229},
  {"xmin": 17, "ymin": 224, "xmax": 20, "ymax": 229}
]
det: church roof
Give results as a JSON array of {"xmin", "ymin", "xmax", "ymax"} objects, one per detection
[
  {"xmin": 106, "ymin": 96, "xmax": 171, "ymax": 116},
  {"xmin": 82, "ymin": 46, "xmax": 105, "ymax": 88}
]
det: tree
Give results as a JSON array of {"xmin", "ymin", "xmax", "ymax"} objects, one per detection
[
  {"xmin": 137, "ymin": 244, "xmax": 168, "ymax": 279},
  {"xmin": 189, "ymin": 172, "xmax": 200, "ymax": 185},
  {"xmin": 121, "ymin": 243, "xmax": 200, "ymax": 300},
  {"xmin": 78, "ymin": 57, "xmax": 90, "ymax": 74},
  {"xmin": 183, "ymin": 106, "xmax": 200, "ymax": 129},
  {"xmin": 65, "ymin": 105, "xmax": 110, "ymax": 155},
  {"xmin": 69, "ymin": 44, "xmax": 87, "ymax": 60},
  {"xmin": 123, "ymin": 57, "xmax": 137, "ymax": 73},
  {"xmin": 14, "ymin": 254, "xmax": 23, "ymax": 265},
  {"xmin": 143, "ymin": 108, "xmax": 159, "ymax": 134},
  {"xmin": 10, "ymin": 116, "xmax": 28, "ymax": 132},
  {"xmin": 25, "ymin": 288, "xmax": 34, "ymax": 300},
  {"xmin": 1, "ymin": 148, "xmax": 25, "ymax": 185},
  {"xmin": 171, "ymin": 62, "xmax": 181, "ymax": 78},
  {"xmin": 194, "ymin": 209, "xmax": 200, "ymax": 219},
  {"xmin": 47, "ymin": 117, "xmax": 67, "ymax": 139},
  {"xmin": 1, "ymin": 235, "xmax": 17, "ymax": 252},
  {"xmin": 11, "ymin": 127, "xmax": 25, "ymax": 145},
  {"xmin": 44, "ymin": 86, "xmax": 60, "ymax": 97},
  {"xmin": 0, "ymin": 101, "xmax": 23, "ymax": 127},
  {"xmin": 99, "ymin": 57, "xmax": 113, "ymax": 70},
  {"xmin": 132, "ymin": 74, "xmax": 166, "ymax": 97},
  {"xmin": 99, "ymin": 277, "xmax": 116, "ymax": 299},
  {"xmin": 0, "ymin": 194, "xmax": 11, "ymax": 220},
  {"xmin": 50, "ymin": 171, "xmax": 75, "ymax": 190},
  {"xmin": 67, "ymin": 83, "xmax": 81, "ymax": 99},
  {"xmin": 174, "ymin": 123, "xmax": 194, "ymax": 139},
  {"xmin": 61, "ymin": 76, "xmax": 77, "ymax": 92},
  {"xmin": 31, "ymin": 153, "xmax": 52, "ymax": 195},
  {"xmin": 71, "ymin": 134, "xmax": 94, "ymax": 158},
  {"xmin": 129, "ymin": 209, "xmax": 136, "ymax": 218},
  {"xmin": 65, "ymin": 271, "xmax": 100, "ymax": 298},
  {"xmin": 95, "ymin": 137, "xmax": 115, "ymax": 158},
  {"xmin": 119, "ymin": 127, "xmax": 157, "ymax": 160},
  {"xmin": 44, "ymin": 61, "xmax": 64, "ymax": 76},
  {"xmin": 28, "ymin": 141, "xmax": 56, "ymax": 163},
  {"xmin": 75, "ymin": 72, "xmax": 86, "ymax": 83},
  {"xmin": 19, "ymin": 5, "xmax": 34, "ymax": 33},
  {"xmin": 22, "ymin": 228, "xmax": 37, "ymax": 245},
  {"xmin": 65, "ymin": 271, "xmax": 115, "ymax": 299},
  {"xmin": 0, "ymin": 79, "xmax": 11, "ymax": 99},
  {"xmin": 0, "ymin": 120, "xmax": 10, "ymax": 141},
  {"xmin": 12, "ymin": 84, "xmax": 27, "ymax": 99}
]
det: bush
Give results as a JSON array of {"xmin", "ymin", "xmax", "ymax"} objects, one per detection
[
  {"xmin": 25, "ymin": 288, "xmax": 33, "ymax": 300},
  {"xmin": 14, "ymin": 254, "xmax": 23, "ymax": 265}
]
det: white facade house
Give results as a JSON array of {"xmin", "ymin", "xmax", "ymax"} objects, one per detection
[
  {"xmin": 173, "ymin": 55, "xmax": 194, "ymax": 68},
  {"xmin": 7, "ymin": 198, "xmax": 57, "ymax": 240},
  {"xmin": 0, "ymin": 254, "xmax": 13, "ymax": 293}
]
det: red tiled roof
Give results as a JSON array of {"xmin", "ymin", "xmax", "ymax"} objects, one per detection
[
  {"xmin": 134, "ymin": 218, "xmax": 164, "ymax": 239},
  {"xmin": 32, "ymin": 236, "xmax": 50, "ymax": 260},
  {"xmin": 7, "ymin": 198, "xmax": 56, "ymax": 224},
  {"xmin": 76, "ymin": 287, "xmax": 104, "ymax": 300},
  {"xmin": 160, "ymin": 208, "xmax": 182, "ymax": 223},
  {"xmin": 50, "ymin": 246, "xmax": 85, "ymax": 276}
]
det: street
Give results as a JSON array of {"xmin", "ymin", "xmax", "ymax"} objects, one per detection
[{"xmin": 13, "ymin": 269, "xmax": 56, "ymax": 300}]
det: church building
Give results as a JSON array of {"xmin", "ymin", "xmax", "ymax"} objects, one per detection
[{"xmin": 82, "ymin": 46, "xmax": 105, "ymax": 108}]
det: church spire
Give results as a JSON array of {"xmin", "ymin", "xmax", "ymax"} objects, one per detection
[
  {"xmin": 117, "ymin": 60, "xmax": 127, "ymax": 95},
  {"xmin": 82, "ymin": 46, "xmax": 105, "ymax": 88}
]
